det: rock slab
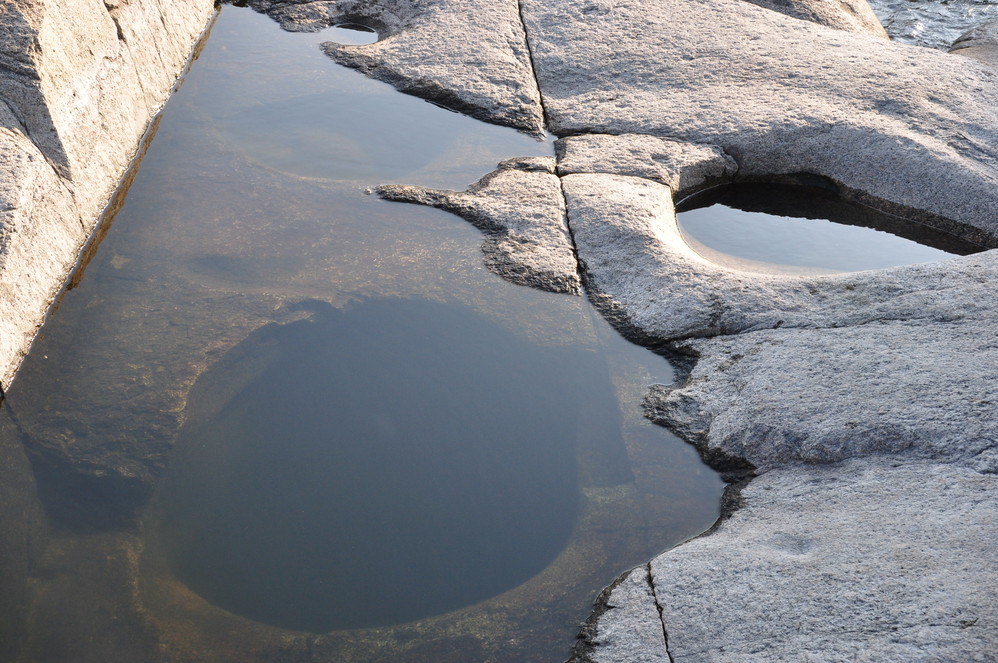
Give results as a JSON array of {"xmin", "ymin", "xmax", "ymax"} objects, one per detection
[{"xmin": 0, "ymin": 0, "xmax": 216, "ymax": 385}]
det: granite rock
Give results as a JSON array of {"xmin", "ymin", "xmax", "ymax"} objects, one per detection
[
  {"xmin": 243, "ymin": 0, "xmax": 545, "ymax": 135},
  {"xmin": 555, "ymin": 134, "xmax": 737, "ymax": 197},
  {"xmin": 950, "ymin": 20, "xmax": 998, "ymax": 65},
  {"xmin": 378, "ymin": 157, "xmax": 582, "ymax": 294},
  {"xmin": 522, "ymin": 0, "xmax": 998, "ymax": 243},
  {"xmin": 646, "ymin": 459, "xmax": 998, "ymax": 662},
  {"xmin": 0, "ymin": 0, "xmax": 215, "ymax": 385},
  {"xmin": 739, "ymin": 0, "xmax": 888, "ymax": 37}
]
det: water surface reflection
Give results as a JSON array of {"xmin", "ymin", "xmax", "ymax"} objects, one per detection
[{"xmin": 0, "ymin": 5, "xmax": 723, "ymax": 662}]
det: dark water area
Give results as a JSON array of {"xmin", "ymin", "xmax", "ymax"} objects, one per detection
[
  {"xmin": 868, "ymin": 0, "xmax": 998, "ymax": 49},
  {"xmin": 676, "ymin": 183, "xmax": 973, "ymax": 274},
  {"xmin": 159, "ymin": 299, "xmax": 604, "ymax": 632},
  {"xmin": 0, "ymin": 5, "xmax": 723, "ymax": 662}
]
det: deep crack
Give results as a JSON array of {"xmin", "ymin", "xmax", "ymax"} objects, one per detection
[{"xmin": 645, "ymin": 562, "xmax": 676, "ymax": 663}]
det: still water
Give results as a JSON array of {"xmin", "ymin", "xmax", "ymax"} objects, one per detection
[
  {"xmin": 0, "ymin": 5, "xmax": 722, "ymax": 662},
  {"xmin": 676, "ymin": 183, "xmax": 977, "ymax": 275}
]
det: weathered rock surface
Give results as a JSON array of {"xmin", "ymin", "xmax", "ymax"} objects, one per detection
[
  {"xmin": 522, "ymin": 0, "xmax": 998, "ymax": 243},
  {"xmin": 951, "ymin": 20, "xmax": 998, "ymax": 65},
  {"xmin": 0, "ymin": 0, "xmax": 215, "ymax": 385},
  {"xmin": 243, "ymin": 0, "xmax": 545, "ymax": 135},
  {"xmin": 739, "ymin": 0, "xmax": 888, "ymax": 37},
  {"xmin": 339, "ymin": 2, "xmax": 998, "ymax": 657},
  {"xmin": 555, "ymin": 134, "xmax": 737, "ymax": 197},
  {"xmin": 645, "ymin": 460, "xmax": 998, "ymax": 663},
  {"xmin": 563, "ymin": 172, "xmax": 998, "ymax": 341},
  {"xmin": 378, "ymin": 157, "xmax": 582, "ymax": 294}
]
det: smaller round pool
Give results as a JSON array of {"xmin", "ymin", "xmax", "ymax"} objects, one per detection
[{"xmin": 676, "ymin": 183, "xmax": 982, "ymax": 274}]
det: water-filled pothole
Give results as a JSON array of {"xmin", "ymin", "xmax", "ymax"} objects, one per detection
[
  {"xmin": 676, "ymin": 183, "xmax": 982, "ymax": 274},
  {"xmin": 321, "ymin": 22, "xmax": 380, "ymax": 45},
  {"xmin": 152, "ymin": 298, "xmax": 624, "ymax": 633}
]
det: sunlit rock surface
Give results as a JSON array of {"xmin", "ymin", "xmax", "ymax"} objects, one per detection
[
  {"xmin": 0, "ymin": 0, "xmax": 215, "ymax": 384},
  {"xmin": 583, "ymin": 459, "xmax": 998, "ymax": 663},
  {"xmin": 4, "ymin": 0, "xmax": 998, "ymax": 660}
]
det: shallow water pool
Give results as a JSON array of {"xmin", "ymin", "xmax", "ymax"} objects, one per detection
[{"xmin": 0, "ymin": 5, "xmax": 723, "ymax": 662}]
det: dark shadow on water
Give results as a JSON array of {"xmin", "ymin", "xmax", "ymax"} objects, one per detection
[{"xmin": 155, "ymin": 298, "xmax": 626, "ymax": 633}]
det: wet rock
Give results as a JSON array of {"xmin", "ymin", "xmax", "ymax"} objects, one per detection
[
  {"xmin": 378, "ymin": 158, "xmax": 582, "ymax": 294},
  {"xmin": 646, "ymin": 459, "xmax": 998, "ymax": 662},
  {"xmin": 739, "ymin": 0, "xmax": 888, "ymax": 37},
  {"xmin": 522, "ymin": 0, "xmax": 998, "ymax": 241},
  {"xmin": 950, "ymin": 20, "xmax": 998, "ymax": 65},
  {"xmin": 0, "ymin": 0, "xmax": 215, "ymax": 384},
  {"xmin": 242, "ymin": 0, "xmax": 545, "ymax": 136}
]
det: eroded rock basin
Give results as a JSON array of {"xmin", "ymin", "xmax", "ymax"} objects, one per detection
[{"xmin": 0, "ymin": 6, "xmax": 723, "ymax": 662}]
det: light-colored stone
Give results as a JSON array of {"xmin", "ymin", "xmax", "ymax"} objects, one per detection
[
  {"xmin": 650, "ymin": 460, "xmax": 998, "ymax": 662},
  {"xmin": 571, "ymin": 565, "xmax": 673, "ymax": 663},
  {"xmin": 378, "ymin": 157, "xmax": 582, "ymax": 294},
  {"xmin": 556, "ymin": 134, "xmax": 737, "ymax": 197},
  {"xmin": 646, "ymin": 321, "xmax": 998, "ymax": 475},
  {"xmin": 245, "ymin": 0, "xmax": 546, "ymax": 135},
  {"xmin": 522, "ymin": 0, "xmax": 998, "ymax": 243},
  {"xmin": 562, "ymin": 172, "xmax": 998, "ymax": 341},
  {"xmin": 739, "ymin": 0, "xmax": 888, "ymax": 37},
  {"xmin": 0, "ymin": 0, "xmax": 215, "ymax": 385},
  {"xmin": 950, "ymin": 20, "xmax": 998, "ymax": 65}
]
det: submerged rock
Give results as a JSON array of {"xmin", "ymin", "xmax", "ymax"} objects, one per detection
[
  {"xmin": 378, "ymin": 157, "xmax": 582, "ymax": 294},
  {"xmin": 0, "ymin": 0, "xmax": 216, "ymax": 385}
]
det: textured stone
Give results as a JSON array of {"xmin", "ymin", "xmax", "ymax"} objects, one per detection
[
  {"xmin": 649, "ymin": 460, "xmax": 998, "ymax": 662},
  {"xmin": 244, "ymin": 0, "xmax": 545, "ymax": 135},
  {"xmin": 740, "ymin": 0, "xmax": 888, "ymax": 37},
  {"xmin": 571, "ymin": 566, "xmax": 672, "ymax": 663},
  {"xmin": 378, "ymin": 157, "xmax": 581, "ymax": 294},
  {"xmin": 556, "ymin": 134, "xmax": 737, "ymax": 197},
  {"xmin": 522, "ymin": 0, "xmax": 998, "ymax": 243},
  {"xmin": 646, "ymin": 321, "xmax": 998, "ymax": 475},
  {"xmin": 950, "ymin": 20, "xmax": 998, "ymax": 65},
  {"xmin": 0, "ymin": 0, "xmax": 215, "ymax": 385},
  {"xmin": 562, "ymin": 172, "xmax": 998, "ymax": 342}
]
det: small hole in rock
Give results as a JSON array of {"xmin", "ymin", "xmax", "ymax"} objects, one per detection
[{"xmin": 675, "ymin": 182, "xmax": 983, "ymax": 274}]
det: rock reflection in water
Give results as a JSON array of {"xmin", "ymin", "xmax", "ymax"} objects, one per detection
[
  {"xmin": 0, "ymin": 5, "xmax": 724, "ymax": 663},
  {"xmin": 156, "ymin": 298, "xmax": 600, "ymax": 633}
]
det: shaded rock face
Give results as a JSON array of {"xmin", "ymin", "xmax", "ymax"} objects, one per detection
[{"xmin": 0, "ymin": 0, "xmax": 216, "ymax": 385}]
